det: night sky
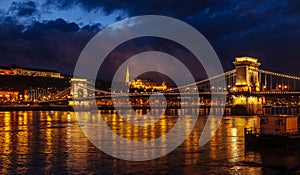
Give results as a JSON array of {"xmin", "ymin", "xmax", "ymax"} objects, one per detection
[{"xmin": 1, "ymin": 0, "xmax": 300, "ymax": 81}]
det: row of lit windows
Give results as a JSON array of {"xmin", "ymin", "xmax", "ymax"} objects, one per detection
[{"xmin": 0, "ymin": 68, "xmax": 61, "ymax": 78}]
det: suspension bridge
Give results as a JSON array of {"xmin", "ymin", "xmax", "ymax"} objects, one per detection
[{"xmin": 39, "ymin": 56, "xmax": 300, "ymax": 115}]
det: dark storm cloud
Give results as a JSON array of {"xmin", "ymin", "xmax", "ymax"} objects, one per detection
[
  {"xmin": 43, "ymin": 0, "xmax": 218, "ymax": 17},
  {"xmin": 40, "ymin": 0, "xmax": 300, "ymax": 75},
  {"xmin": 1, "ymin": 0, "xmax": 300, "ymax": 78},
  {"xmin": 182, "ymin": 0, "xmax": 300, "ymax": 74},
  {"xmin": 0, "ymin": 17, "xmax": 101, "ymax": 74}
]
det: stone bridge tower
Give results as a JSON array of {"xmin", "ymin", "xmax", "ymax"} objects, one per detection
[
  {"xmin": 70, "ymin": 78, "xmax": 88, "ymax": 98},
  {"xmin": 70, "ymin": 78, "xmax": 89, "ymax": 106},
  {"xmin": 233, "ymin": 56, "xmax": 261, "ymax": 92},
  {"xmin": 232, "ymin": 56, "xmax": 263, "ymax": 115}
]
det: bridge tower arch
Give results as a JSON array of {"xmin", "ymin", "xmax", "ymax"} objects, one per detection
[
  {"xmin": 70, "ymin": 78, "xmax": 89, "ymax": 106},
  {"xmin": 71, "ymin": 78, "xmax": 88, "ymax": 98},
  {"xmin": 233, "ymin": 56, "xmax": 261, "ymax": 92}
]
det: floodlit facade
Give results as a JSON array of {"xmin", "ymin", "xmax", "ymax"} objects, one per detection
[
  {"xmin": 11, "ymin": 66, "xmax": 61, "ymax": 78},
  {"xmin": 0, "ymin": 64, "xmax": 62, "ymax": 78},
  {"xmin": 0, "ymin": 66, "xmax": 13, "ymax": 75},
  {"xmin": 130, "ymin": 79, "xmax": 167, "ymax": 91}
]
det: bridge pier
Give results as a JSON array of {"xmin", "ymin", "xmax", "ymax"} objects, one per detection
[{"xmin": 231, "ymin": 95, "xmax": 264, "ymax": 115}]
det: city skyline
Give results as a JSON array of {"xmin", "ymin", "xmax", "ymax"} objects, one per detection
[
  {"xmin": 0, "ymin": 1, "xmax": 300, "ymax": 81},
  {"xmin": 1, "ymin": 1, "xmax": 300, "ymax": 172}
]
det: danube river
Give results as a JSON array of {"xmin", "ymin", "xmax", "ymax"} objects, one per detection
[{"xmin": 0, "ymin": 110, "xmax": 300, "ymax": 174}]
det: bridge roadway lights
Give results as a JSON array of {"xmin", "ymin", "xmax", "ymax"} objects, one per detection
[{"xmin": 69, "ymin": 99, "xmax": 90, "ymax": 107}]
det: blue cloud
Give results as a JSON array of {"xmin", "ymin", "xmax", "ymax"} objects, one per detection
[{"xmin": 8, "ymin": 1, "xmax": 38, "ymax": 17}]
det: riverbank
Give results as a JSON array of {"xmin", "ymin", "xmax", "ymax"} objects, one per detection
[
  {"xmin": 0, "ymin": 105, "xmax": 227, "ymax": 111},
  {"xmin": 0, "ymin": 105, "xmax": 74, "ymax": 111}
]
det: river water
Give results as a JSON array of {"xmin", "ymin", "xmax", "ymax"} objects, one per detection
[{"xmin": 0, "ymin": 111, "xmax": 299, "ymax": 175}]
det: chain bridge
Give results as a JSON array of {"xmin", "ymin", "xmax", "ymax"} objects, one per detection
[{"xmin": 39, "ymin": 56, "xmax": 300, "ymax": 115}]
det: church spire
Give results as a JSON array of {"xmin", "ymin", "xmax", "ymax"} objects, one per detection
[{"xmin": 125, "ymin": 66, "xmax": 130, "ymax": 84}]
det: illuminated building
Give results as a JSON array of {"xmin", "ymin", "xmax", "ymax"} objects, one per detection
[
  {"xmin": 0, "ymin": 65, "xmax": 69, "ymax": 103},
  {"xmin": 130, "ymin": 79, "xmax": 167, "ymax": 92},
  {"xmin": 26, "ymin": 87, "xmax": 57, "ymax": 102},
  {"xmin": 0, "ymin": 91, "xmax": 19, "ymax": 103},
  {"xmin": 125, "ymin": 65, "xmax": 167, "ymax": 91},
  {"xmin": 0, "ymin": 66, "xmax": 13, "ymax": 75},
  {"xmin": 10, "ymin": 65, "xmax": 61, "ymax": 78}
]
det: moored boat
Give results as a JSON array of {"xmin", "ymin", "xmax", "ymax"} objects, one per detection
[{"xmin": 244, "ymin": 115, "xmax": 300, "ymax": 148}]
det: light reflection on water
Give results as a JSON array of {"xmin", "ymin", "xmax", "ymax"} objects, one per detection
[{"xmin": 0, "ymin": 111, "xmax": 299, "ymax": 174}]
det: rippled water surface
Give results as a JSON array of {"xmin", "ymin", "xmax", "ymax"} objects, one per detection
[{"xmin": 0, "ymin": 111, "xmax": 299, "ymax": 174}]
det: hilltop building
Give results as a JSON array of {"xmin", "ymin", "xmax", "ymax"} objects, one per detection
[
  {"xmin": 10, "ymin": 65, "xmax": 61, "ymax": 78},
  {"xmin": 0, "ymin": 64, "xmax": 62, "ymax": 78},
  {"xmin": 0, "ymin": 64, "xmax": 68, "ymax": 103},
  {"xmin": 125, "ymin": 66, "xmax": 167, "ymax": 92},
  {"xmin": 0, "ymin": 66, "xmax": 13, "ymax": 75},
  {"xmin": 130, "ymin": 79, "xmax": 167, "ymax": 92}
]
